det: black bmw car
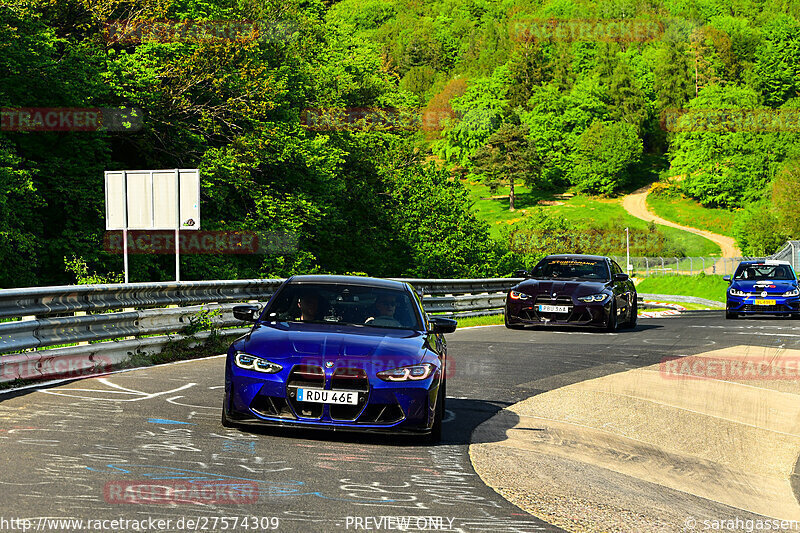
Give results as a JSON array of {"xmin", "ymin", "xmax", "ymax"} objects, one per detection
[{"xmin": 504, "ymin": 254, "xmax": 638, "ymax": 331}]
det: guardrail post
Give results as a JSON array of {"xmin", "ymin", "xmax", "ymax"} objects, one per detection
[
  {"xmin": 689, "ymin": 257, "xmax": 693, "ymax": 275},
  {"xmin": 644, "ymin": 257, "xmax": 649, "ymax": 276}
]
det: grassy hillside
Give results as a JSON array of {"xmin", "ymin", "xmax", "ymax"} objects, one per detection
[
  {"xmin": 647, "ymin": 193, "xmax": 737, "ymax": 237},
  {"xmin": 465, "ymin": 181, "xmax": 722, "ymax": 256},
  {"xmin": 636, "ymin": 274, "xmax": 728, "ymax": 302}
]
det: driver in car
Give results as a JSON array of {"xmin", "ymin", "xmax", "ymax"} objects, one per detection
[
  {"xmin": 365, "ymin": 294, "xmax": 403, "ymax": 327},
  {"xmin": 297, "ymin": 291, "xmax": 322, "ymax": 321}
]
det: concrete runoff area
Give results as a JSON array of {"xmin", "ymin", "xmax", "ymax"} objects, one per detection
[{"xmin": 470, "ymin": 344, "xmax": 800, "ymax": 532}]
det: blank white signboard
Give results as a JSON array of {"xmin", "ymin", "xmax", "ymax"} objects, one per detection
[{"xmin": 105, "ymin": 169, "xmax": 200, "ymax": 230}]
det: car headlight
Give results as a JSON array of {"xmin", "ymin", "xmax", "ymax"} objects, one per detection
[
  {"xmin": 234, "ymin": 351, "xmax": 282, "ymax": 373},
  {"xmin": 377, "ymin": 363, "xmax": 435, "ymax": 381},
  {"xmin": 729, "ymin": 288, "xmax": 748, "ymax": 297},
  {"xmin": 577, "ymin": 293, "xmax": 609, "ymax": 303},
  {"xmin": 509, "ymin": 290, "xmax": 530, "ymax": 300},
  {"xmin": 784, "ymin": 288, "xmax": 800, "ymax": 297}
]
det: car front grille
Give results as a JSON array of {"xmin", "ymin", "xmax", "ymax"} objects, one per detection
[
  {"xmin": 330, "ymin": 368, "xmax": 369, "ymax": 421},
  {"xmin": 530, "ymin": 295, "xmax": 576, "ymax": 321},
  {"xmin": 742, "ymin": 304, "xmax": 790, "ymax": 312},
  {"xmin": 287, "ymin": 365, "xmax": 325, "ymax": 419}
]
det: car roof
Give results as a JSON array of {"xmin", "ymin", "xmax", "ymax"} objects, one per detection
[
  {"xmin": 737, "ymin": 260, "xmax": 792, "ymax": 266},
  {"xmin": 542, "ymin": 254, "xmax": 609, "ymax": 261},
  {"xmin": 286, "ymin": 275, "xmax": 409, "ymax": 290}
]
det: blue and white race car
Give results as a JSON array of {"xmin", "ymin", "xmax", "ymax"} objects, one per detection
[{"xmin": 724, "ymin": 260, "xmax": 800, "ymax": 319}]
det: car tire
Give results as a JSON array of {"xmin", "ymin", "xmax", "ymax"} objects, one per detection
[
  {"xmin": 605, "ymin": 301, "xmax": 618, "ymax": 332},
  {"xmin": 792, "ymin": 313, "xmax": 800, "ymax": 320},
  {"xmin": 425, "ymin": 374, "xmax": 446, "ymax": 444},
  {"xmin": 221, "ymin": 401, "xmax": 236, "ymax": 429},
  {"xmin": 624, "ymin": 299, "xmax": 638, "ymax": 329},
  {"xmin": 725, "ymin": 311, "xmax": 737, "ymax": 320},
  {"xmin": 504, "ymin": 313, "xmax": 525, "ymax": 330}
]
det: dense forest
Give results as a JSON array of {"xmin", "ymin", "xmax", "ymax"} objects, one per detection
[{"xmin": 2, "ymin": 0, "xmax": 800, "ymax": 287}]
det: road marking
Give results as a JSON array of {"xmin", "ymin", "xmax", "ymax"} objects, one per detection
[{"xmin": 39, "ymin": 379, "xmax": 196, "ymax": 402}]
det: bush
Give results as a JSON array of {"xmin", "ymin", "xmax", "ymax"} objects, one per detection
[{"xmin": 732, "ymin": 203, "xmax": 788, "ymax": 256}]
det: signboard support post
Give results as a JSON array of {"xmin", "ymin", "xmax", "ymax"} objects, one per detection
[
  {"xmin": 122, "ymin": 171, "xmax": 129, "ymax": 284},
  {"xmin": 175, "ymin": 168, "xmax": 181, "ymax": 282},
  {"xmin": 123, "ymin": 228, "xmax": 129, "ymax": 284}
]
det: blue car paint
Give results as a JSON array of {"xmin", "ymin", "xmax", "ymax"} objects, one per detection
[{"xmin": 726, "ymin": 261, "xmax": 800, "ymax": 317}]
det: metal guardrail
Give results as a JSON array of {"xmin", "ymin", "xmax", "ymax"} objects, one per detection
[
  {"xmin": 0, "ymin": 276, "xmax": 718, "ymax": 385},
  {"xmin": 0, "ymin": 278, "xmax": 523, "ymax": 383}
]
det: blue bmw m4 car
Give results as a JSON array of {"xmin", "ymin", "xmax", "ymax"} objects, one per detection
[
  {"xmin": 724, "ymin": 260, "xmax": 800, "ymax": 319},
  {"xmin": 222, "ymin": 275, "xmax": 456, "ymax": 442}
]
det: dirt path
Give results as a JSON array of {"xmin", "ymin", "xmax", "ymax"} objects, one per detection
[{"xmin": 622, "ymin": 185, "xmax": 741, "ymax": 257}]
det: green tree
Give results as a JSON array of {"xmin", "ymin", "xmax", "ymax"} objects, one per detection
[
  {"xmin": 771, "ymin": 159, "xmax": 800, "ymax": 238},
  {"xmin": 569, "ymin": 121, "xmax": 642, "ymax": 195},
  {"xmin": 470, "ymin": 122, "xmax": 540, "ymax": 211}
]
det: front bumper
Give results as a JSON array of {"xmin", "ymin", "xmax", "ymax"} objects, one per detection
[
  {"xmin": 224, "ymin": 358, "xmax": 441, "ymax": 433},
  {"xmin": 727, "ymin": 296, "xmax": 800, "ymax": 315},
  {"xmin": 505, "ymin": 298, "xmax": 611, "ymax": 327}
]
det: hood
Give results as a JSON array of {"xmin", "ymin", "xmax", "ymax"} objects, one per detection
[
  {"xmin": 234, "ymin": 322, "xmax": 429, "ymax": 371},
  {"xmin": 515, "ymin": 279, "xmax": 609, "ymax": 297},
  {"xmin": 731, "ymin": 279, "xmax": 798, "ymax": 294}
]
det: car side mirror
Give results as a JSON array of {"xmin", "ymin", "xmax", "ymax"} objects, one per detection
[
  {"xmin": 233, "ymin": 304, "xmax": 260, "ymax": 322},
  {"xmin": 514, "ymin": 269, "xmax": 528, "ymax": 278},
  {"xmin": 723, "ymin": 275, "xmax": 731, "ymax": 282},
  {"xmin": 613, "ymin": 273, "xmax": 629, "ymax": 282},
  {"xmin": 429, "ymin": 316, "xmax": 457, "ymax": 334}
]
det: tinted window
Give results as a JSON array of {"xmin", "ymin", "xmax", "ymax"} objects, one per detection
[
  {"xmin": 262, "ymin": 283, "xmax": 422, "ymax": 330},
  {"xmin": 734, "ymin": 264, "xmax": 796, "ymax": 281},
  {"xmin": 531, "ymin": 258, "xmax": 610, "ymax": 280},
  {"xmin": 611, "ymin": 261, "xmax": 623, "ymax": 275}
]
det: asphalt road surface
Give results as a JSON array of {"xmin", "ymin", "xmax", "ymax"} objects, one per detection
[{"xmin": 1, "ymin": 312, "xmax": 797, "ymax": 533}]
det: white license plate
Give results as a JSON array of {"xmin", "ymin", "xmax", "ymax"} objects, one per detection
[
  {"xmin": 538, "ymin": 304, "xmax": 570, "ymax": 313},
  {"xmin": 296, "ymin": 388, "xmax": 358, "ymax": 405}
]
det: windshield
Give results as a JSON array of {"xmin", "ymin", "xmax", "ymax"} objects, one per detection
[
  {"xmin": 531, "ymin": 258, "xmax": 609, "ymax": 280},
  {"xmin": 262, "ymin": 282, "xmax": 422, "ymax": 330},
  {"xmin": 734, "ymin": 264, "xmax": 796, "ymax": 281}
]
